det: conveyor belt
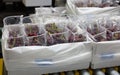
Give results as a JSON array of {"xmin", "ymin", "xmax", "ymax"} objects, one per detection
[{"xmin": 43, "ymin": 68, "xmax": 120, "ymax": 75}]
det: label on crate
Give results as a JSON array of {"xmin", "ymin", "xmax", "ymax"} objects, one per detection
[
  {"xmin": 35, "ymin": 59, "xmax": 53, "ymax": 66},
  {"xmin": 100, "ymin": 53, "xmax": 114, "ymax": 60}
]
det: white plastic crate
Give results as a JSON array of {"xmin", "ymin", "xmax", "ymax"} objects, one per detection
[
  {"xmin": 2, "ymin": 19, "xmax": 92, "ymax": 74},
  {"xmin": 66, "ymin": 0, "xmax": 120, "ymax": 15}
]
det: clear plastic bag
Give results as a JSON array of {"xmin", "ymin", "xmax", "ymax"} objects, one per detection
[
  {"xmin": 35, "ymin": 8, "xmax": 65, "ymax": 23},
  {"xmin": 45, "ymin": 22, "xmax": 69, "ymax": 45},
  {"xmin": 24, "ymin": 24, "xmax": 44, "ymax": 37},
  {"xmin": 104, "ymin": 20, "xmax": 120, "ymax": 32},
  {"xmin": 22, "ymin": 16, "xmax": 32, "ymax": 24},
  {"xmin": 35, "ymin": 7, "xmax": 53, "ymax": 15},
  {"xmin": 84, "ymin": 19, "xmax": 107, "ymax": 42},
  {"xmin": 52, "ymin": 7, "xmax": 67, "ymax": 14},
  {"xmin": 69, "ymin": 31, "xmax": 87, "ymax": 42},
  {"xmin": 99, "ymin": 17, "xmax": 120, "ymax": 40},
  {"xmin": 46, "ymin": 33, "xmax": 54, "ymax": 46},
  {"xmin": 26, "ymin": 34, "xmax": 46, "ymax": 46},
  {"xmin": 86, "ymin": 23, "xmax": 106, "ymax": 36},
  {"xmin": 93, "ymin": 32, "xmax": 107, "ymax": 42},
  {"xmin": 7, "ymin": 25, "xmax": 24, "ymax": 38},
  {"xmin": 3, "ymin": 15, "xmax": 23, "ymax": 26},
  {"xmin": 7, "ymin": 36, "xmax": 25, "ymax": 48},
  {"xmin": 66, "ymin": 23, "xmax": 87, "ymax": 42},
  {"xmin": 43, "ymin": 15, "xmax": 69, "ymax": 24},
  {"xmin": 22, "ymin": 15, "xmax": 41, "ymax": 24},
  {"xmin": 36, "ymin": 7, "xmax": 67, "ymax": 15},
  {"xmin": 67, "ymin": 22, "xmax": 78, "ymax": 33},
  {"xmin": 45, "ymin": 22, "xmax": 67, "ymax": 34},
  {"xmin": 52, "ymin": 32, "xmax": 69, "ymax": 45}
]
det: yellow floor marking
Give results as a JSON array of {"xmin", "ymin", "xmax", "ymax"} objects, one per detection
[
  {"xmin": 0, "ymin": 59, "xmax": 3, "ymax": 75},
  {"xmin": 61, "ymin": 72, "xmax": 65, "ymax": 75},
  {"xmin": 75, "ymin": 70, "xmax": 79, "ymax": 75}
]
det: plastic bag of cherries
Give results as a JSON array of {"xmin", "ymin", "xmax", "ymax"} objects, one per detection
[
  {"xmin": 24, "ymin": 24, "xmax": 44, "ymax": 37},
  {"xmin": 45, "ymin": 22, "xmax": 69, "ymax": 45},
  {"xmin": 8, "ymin": 25, "xmax": 24, "ymax": 38},
  {"xmin": 86, "ymin": 23, "xmax": 106, "ymax": 36},
  {"xmin": 67, "ymin": 23, "xmax": 87, "ymax": 42},
  {"xmin": 3, "ymin": 15, "xmax": 22, "ymax": 26},
  {"xmin": 26, "ymin": 34, "xmax": 46, "ymax": 46},
  {"xmin": 24, "ymin": 24, "xmax": 46, "ymax": 46},
  {"xmin": 7, "ymin": 37, "xmax": 25, "ymax": 48},
  {"xmin": 99, "ymin": 17, "xmax": 120, "ymax": 40},
  {"xmin": 84, "ymin": 21, "xmax": 107, "ymax": 42},
  {"xmin": 93, "ymin": 32, "xmax": 107, "ymax": 42},
  {"xmin": 6, "ymin": 25, "xmax": 26, "ymax": 48}
]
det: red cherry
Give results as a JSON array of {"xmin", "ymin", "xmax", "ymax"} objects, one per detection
[
  {"xmin": 28, "ymin": 33, "xmax": 34, "ymax": 36},
  {"xmin": 33, "ymin": 33, "xmax": 37, "ymax": 36}
]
